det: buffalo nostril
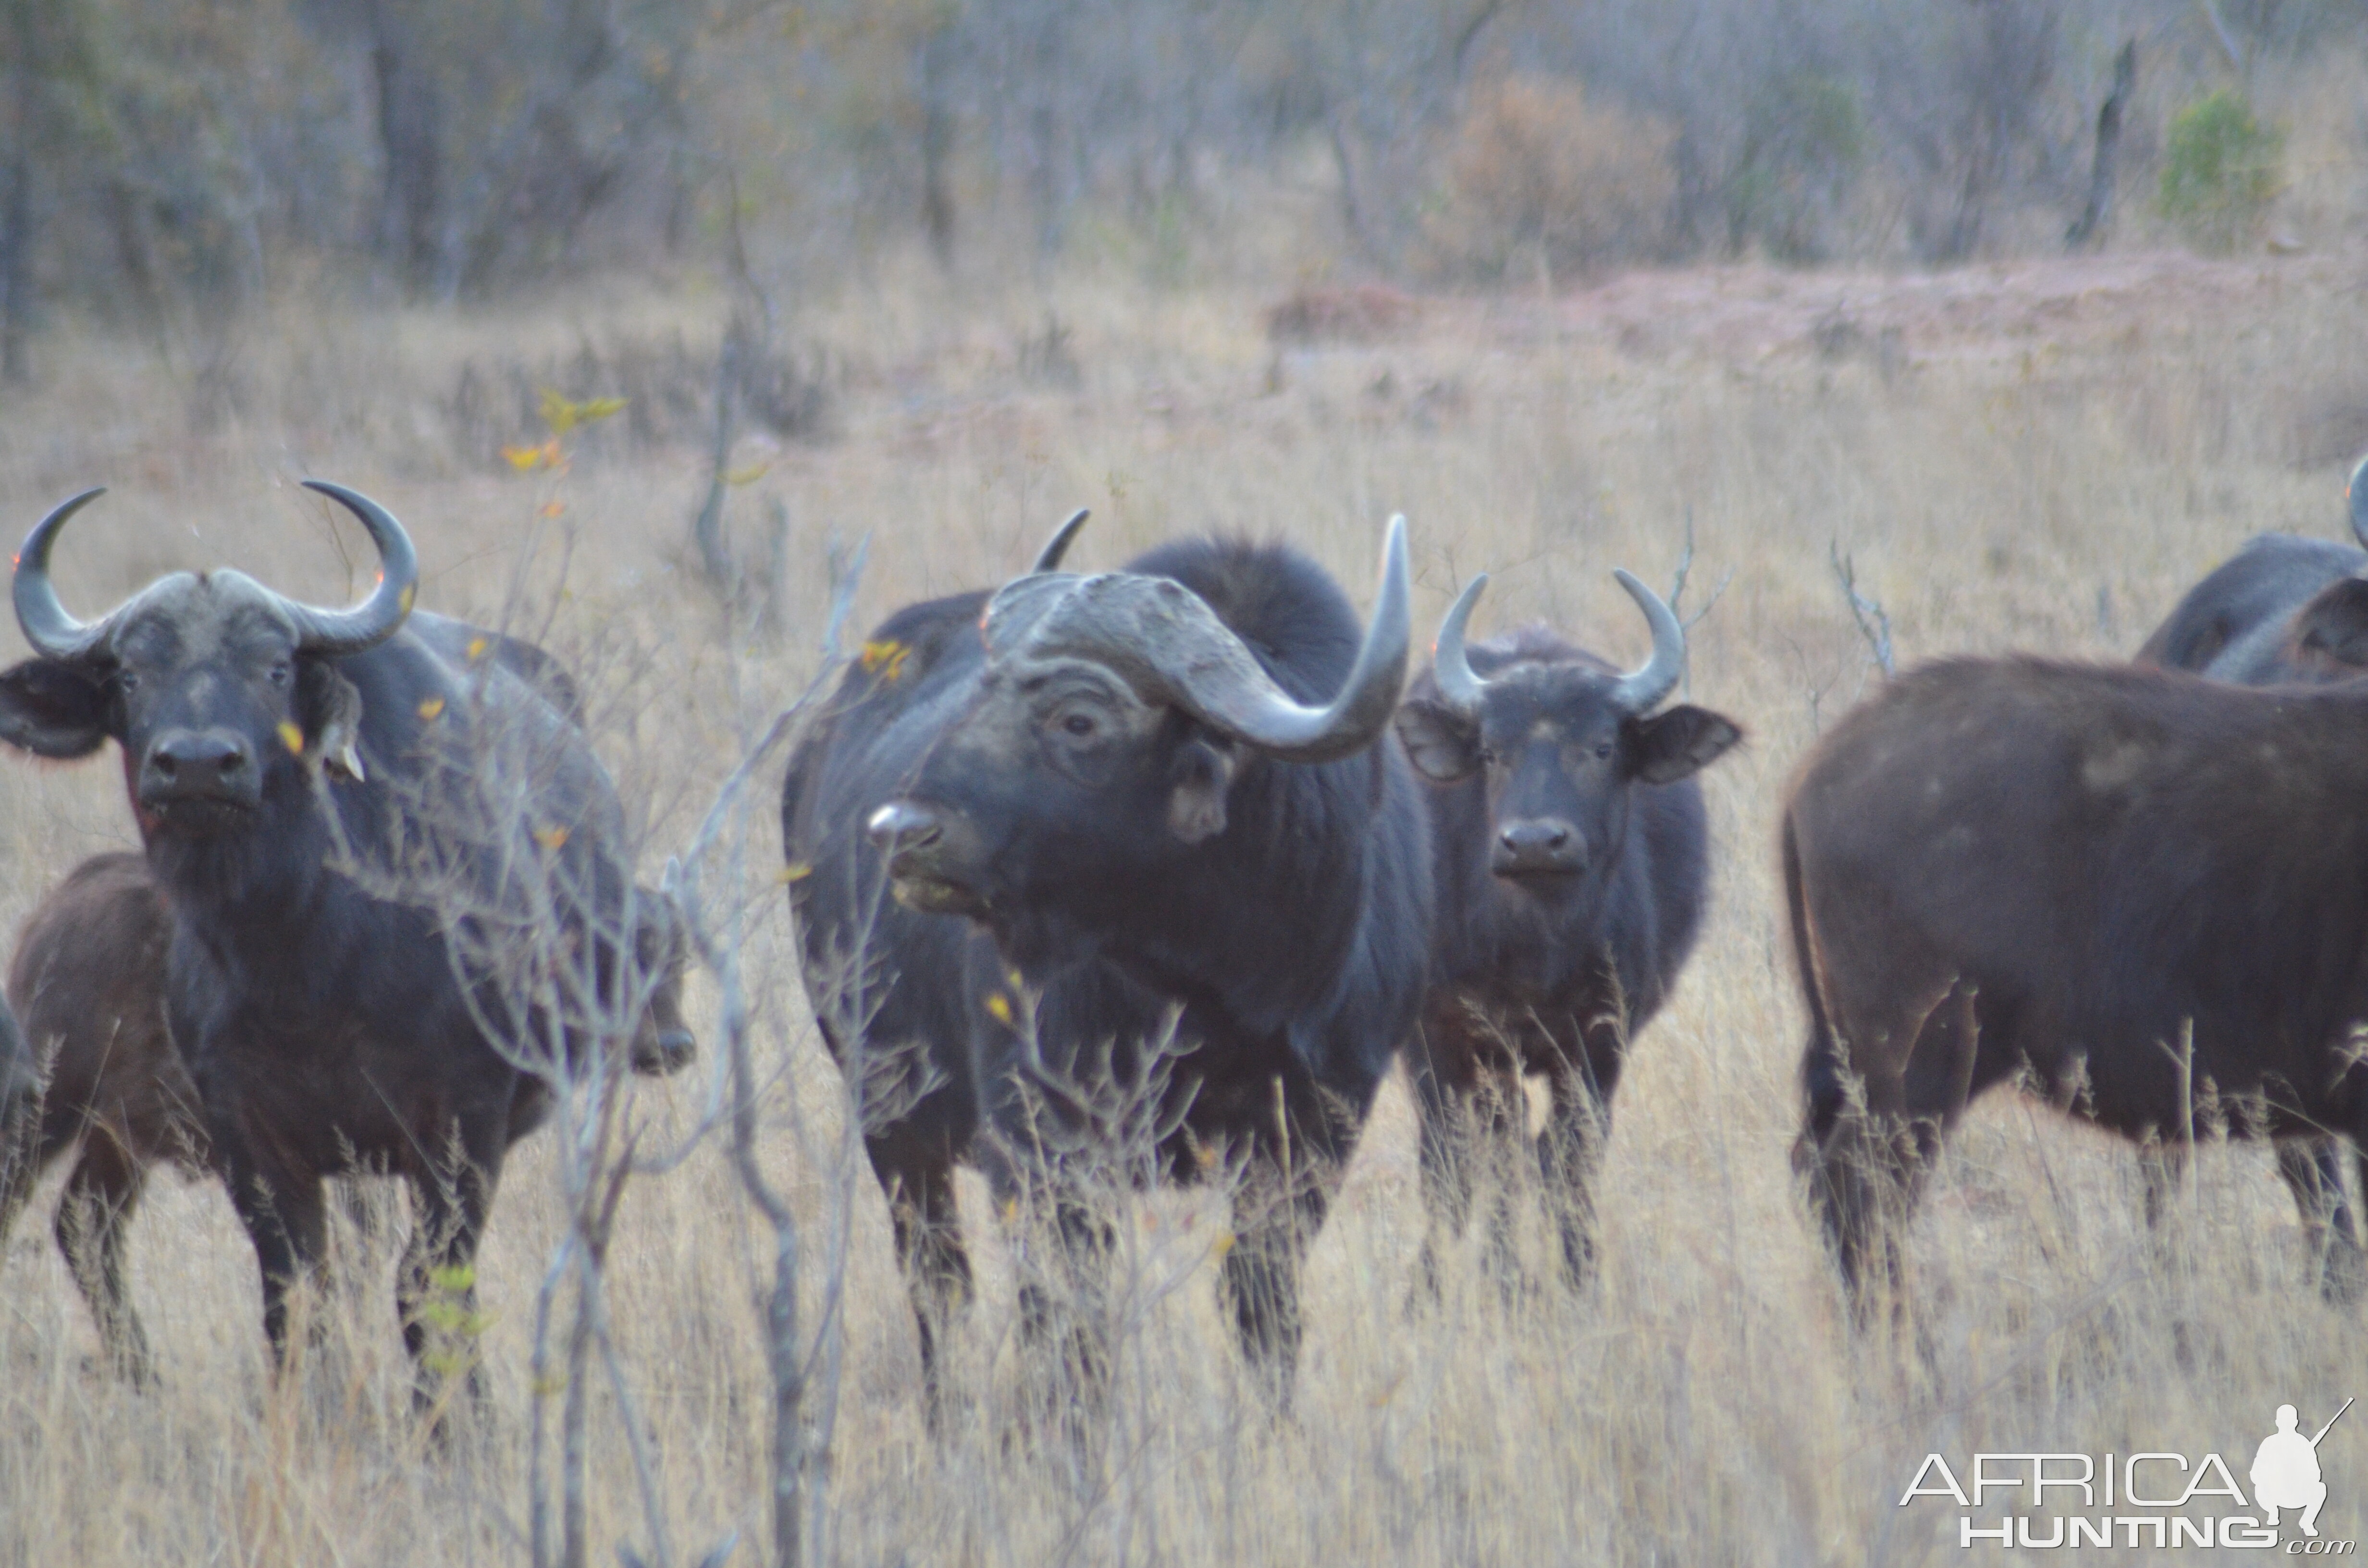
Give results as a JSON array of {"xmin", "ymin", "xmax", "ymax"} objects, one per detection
[
  {"xmin": 150, "ymin": 752, "xmax": 178, "ymax": 782},
  {"xmin": 1544, "ymin": 826, "xmax": 1568, "ymax": 847}
]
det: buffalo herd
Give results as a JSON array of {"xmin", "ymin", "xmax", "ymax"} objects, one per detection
[{"xmin": 4, "ymin": 457, "xmax": 2368, "ymax": 1414}]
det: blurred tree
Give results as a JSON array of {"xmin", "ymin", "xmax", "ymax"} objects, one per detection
[
  {"xmin": 303, "ymin": 0, "xmax": 693, "ymax": 297},
  {"xmin": 0, "ymin": 0, "xmax": 103, "ymax": 382}
]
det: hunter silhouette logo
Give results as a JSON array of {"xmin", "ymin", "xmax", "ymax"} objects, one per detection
[
  {"xmin": 1899, "ymin": 1397, "xmax": 2356, "ymax": 1550},
  {"xmin": 2254, "ymin": 1400, "xmax": 2349, "ymax": 1540}
]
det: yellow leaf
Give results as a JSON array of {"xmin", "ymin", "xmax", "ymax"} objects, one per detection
[
  {"xmin": 398, "ymin": 584, "xmax": 416, "ymax": 614},
  {"xmin": 726, "ymin": 462, "xmax": 772, "ymax": 486},
  {"xmin": 1002, "ymin": 1198, "xmax": 1020, "ymax": 1224},
  {"xmin": 501, "ymin": 443, "xmax": 547, "ymax": 472},
  {"xmin": 578, "ymin": 396, "xmax": 627, "ymax": 423},
  {"xmin": 417, "ymin": 697, "xmax": 445, "ymax": 721},
  {"xmin": 1210, "ymin": 1231, "xmax": 1236, "ymax": 1258},
  {"xmin": 536, "ymin": 826, "xmax": 570, "ymax": 851},
  {"xmin": 276, "ymin": 722, "xmax": 305, "ymax": 756},
  {"xmin": 778, "ymin": 862, "xmax": 814, "ymax": 883},
  {"xmin": 538, "ymin": 388, "xmax": 579, "ymax": 436},
  {"xmin": 539, "ymin": 500, "xmax": 566, "ymax": 519},
  {"xmin": 984, "ymin": 992, "xmax": 1013, "ymax": 1026},
  {"xmin": 465, "ymin": 637, "xmax": 488, "ymax": 661}
]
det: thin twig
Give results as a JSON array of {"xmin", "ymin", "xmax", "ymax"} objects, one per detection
[{"xmin": 1829, "ymin": 541, "xmax": 1896, "ymax": 677}]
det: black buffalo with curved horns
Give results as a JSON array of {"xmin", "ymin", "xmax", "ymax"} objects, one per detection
[
  {"xmin": 2135, "ymin": 452, "xmax": 2368, "ymax": 682},
  {"xmin": 0, "ymin": 483, "xmax": 688, "ymax": 1391},
  {"xmin": 785, "ymin": 513, "xmax": 1431, "ymax": 1412},
  {"xmin": 1394, "ymin": 568, "xmax": 1739, "ymax": 1293}
]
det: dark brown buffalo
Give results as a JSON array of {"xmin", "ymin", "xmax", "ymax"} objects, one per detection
[
  {"xmin": 1787, "ymin": 610, "xmax": 2368, "ymax": 1312},
  {"xmin": 1394, "ymin": 570, "xmax": 1739, "ymax": 1292},
  {"xmin": 0, "ymin": 852, "xmax": 691, "ymax": 1382},
  {"xmin": 0, "ymin": 854, "xmax": 187, "ymax": 1378},
  {"xmin": 2128, "ymin": 452, "xmax": 2368, "ymax": 1297}
]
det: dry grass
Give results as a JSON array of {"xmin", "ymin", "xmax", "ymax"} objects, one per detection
[{"xmin": 4, "ymin": 252, "xmax": 2368, "ymax": 1566}]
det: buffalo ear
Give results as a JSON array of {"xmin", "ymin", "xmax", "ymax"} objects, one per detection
[
  {"xmin": 2292, "ymin": 579, "xmax": 2368, "ymax": 673},
  {"xmin": 296, "ymin": 661, "xmax": 368, "ymax": 781},
  {"xmin": 1167, "ymin": 736, "xmax": 1239, "ymax": 844},
  {"xmin": 1394, "ymin": 698, "xmax": 1482, "ymax": 783},
  {"xmin": 0, "ymin": 659, "xmax": 112, "ymax": 759},
  {"xmin": 1624, "ymin": 705, "xmax": 1741, "ymax": 785}
]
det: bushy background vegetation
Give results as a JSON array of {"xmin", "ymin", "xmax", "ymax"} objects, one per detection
[{"xmin": 0, "ymin": 0, "xmax": 2362, "ymax": 364}]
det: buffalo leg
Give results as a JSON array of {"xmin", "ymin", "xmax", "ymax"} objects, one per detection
[
  {"xmin": 1406, "ymin": 1005, "xmax": 1515, "ymax": 1300},
  {"xmin": 1221, "ymin": 1073, "xmax": 1348, "ymax": 1409},
  {"xmin": 1539, "ymin": 1028, "xmax": 1622, "ymax": 1292},
  {"xmin": 0, "ymin": 1094, "xmax": 45, "ymax": 1272},
  {"xmin": 2275, "ymin": 1139, "xmax": 2363, "ymax": 1303},
  {"xmin": 1012, "ymin": 1188, "xmax": 1117, "ymax": 1448},
  {"xmin": 1798, "ymin": 979, "xmax": 1979, "ymax": 1323},
  {"xmin": 399, "ymin": 1137, "xmax": 502, "ymax": 1420},
  {"xmin": 868, "ymin": 1137, "xmax": 972, "ymax": 1430},
  {"xmin": 222, "ymin": 1152, "xmax": 331, "ymax": 1363},
  {"xmin": 55, "ymin": 1137, "xmax": 155, "ymax": 1383}
]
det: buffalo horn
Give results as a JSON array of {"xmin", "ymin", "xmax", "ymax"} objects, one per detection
[
  {"xmin": 1032, "ymin": 509, "xmax": 1091, "ymax": 573},
  {"xmin": 2349, "ymin": 453, "xmax": 2368, "ymax": 552},
  {"xmin": 284, "ymin": 481, "xmax": 419, "ymax": 656},
  {"xmin": 13, "ymin": 488, "xmax": 115, "ymax": 662},
  {"xmin": 1431, "ymin": 572, "xmax": 1493, "ymax": 717},
  {"xmin": 1002, "ymin": 514, "xmax": 1413, "ymax": 765},
  {"xmin": 1606, "ymin": 568, "xmax": 1685, "ymax": 713}
]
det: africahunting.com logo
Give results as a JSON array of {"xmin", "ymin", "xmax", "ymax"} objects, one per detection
[{"xmin": 1900, "ymin": 1400, "xmax": 2353, "ymax": 1552}]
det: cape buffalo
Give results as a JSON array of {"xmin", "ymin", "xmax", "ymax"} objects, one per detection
[
  {"xmin": 1787, "ymin": 608, "xmax": 2368, "ymax": 1315},
  {"xmin": 1394, "ymin": 570, "xmax": 1739, "ymax": 1293},
  {"xmin": 0, "ymin": 484, "xmax": 685, "ymax": 1393},
  {"xmin": 0, "ymin": 849, "xmax": 692, "ymax": 1381},
  {"xmin": 2131, "ymin": 450, "xmax": 2368, "ymax": 1295},
  {"xmin": 785, "ymin": 515, "xmax": 1428, "ymax": 1410},
  {"xmin": 2135, "ymin": 451, "xmax": 2368, "ymax": 681},
  {"xmin": 0, "ymin": 854, "xmax": 186, "ymax": 1380}
]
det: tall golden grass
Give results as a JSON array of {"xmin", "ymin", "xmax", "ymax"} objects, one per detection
[{"xmin": 3, "ymin": 257, "xmax": 2367, "ymax": 1565}]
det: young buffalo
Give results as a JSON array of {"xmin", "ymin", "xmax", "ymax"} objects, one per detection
[
  {"xmin": 0, "ymin": 854, "xmax": 187, "ymax": 1379},
  {"xmin": 1395, "ymin": 570, "xmax": 1739, "ymax": 1292},
  {"xmin": 1789, "ymin": 582, "xmax": 2368, "ymax": 1316}
]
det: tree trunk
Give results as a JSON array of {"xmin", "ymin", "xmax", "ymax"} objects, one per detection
[
  {"xmin": 919, "ymin": 29, "xmax": 957, "ymax": 272},
  {"xmin": 2066, "ymin": 41, "xmax": 2136, "ymax": 252},
  {"xmin": 0, "ymin": 153, "xmax": 32, "ymax": 385},
  {"xmin": 367, "ymin": 6, "xmax": 444, "ymax": 294}
]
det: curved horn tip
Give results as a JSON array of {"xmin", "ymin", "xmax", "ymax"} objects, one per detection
[
  {"xmin": 1431, "ymin": 570, "xmax": 1492, "ymax": 715},
  {"xmin": 1032, "ymin": 508, "xmax": 1091, "ymax": 574},
  {"xmin": 13, "ymin": 489, "xmax": 114, "ymax": 661},
  {"xmin": 287, "ymin": 480, "xmax": 420, "ymax": 654},
  {"xmin": 1608, "ymin": 567, "xmax": 1686, "ymax": 712},
  {"xmin": 1372, "ymin": 514, "xmax": 1411, "ymax": 633},
  {"xmin": 2349, "ymin": 453, "xmax": 2368, "ymax": 550},
  {"xmin": 15, "ymin": 487, "xmax": 108, "ymax": 567}
]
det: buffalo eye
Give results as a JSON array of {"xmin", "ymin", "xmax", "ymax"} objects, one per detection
[
  {"xmin": 1060, "ymin": 711, "xmax": 1097, "ymax": 739},
  {"xmin": 115, "ymin": 669, "xmax": 139, "ymax": 696},
  {"xmin": 267, "ymin": 661, "xmax": 293, "ymax": 688},
  {"xmin": 1478, "ymin": 747, "xmax": 1499, "ymax": 767},
  {"xmin": 1593, "ymin": 742, "xmax": 1612, "ymax": 760}
]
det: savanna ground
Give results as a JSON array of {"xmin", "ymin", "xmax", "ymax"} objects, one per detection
[{"xmin": 4, "ymin": 244, "xmax": 2368, "ymax": 1566}]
